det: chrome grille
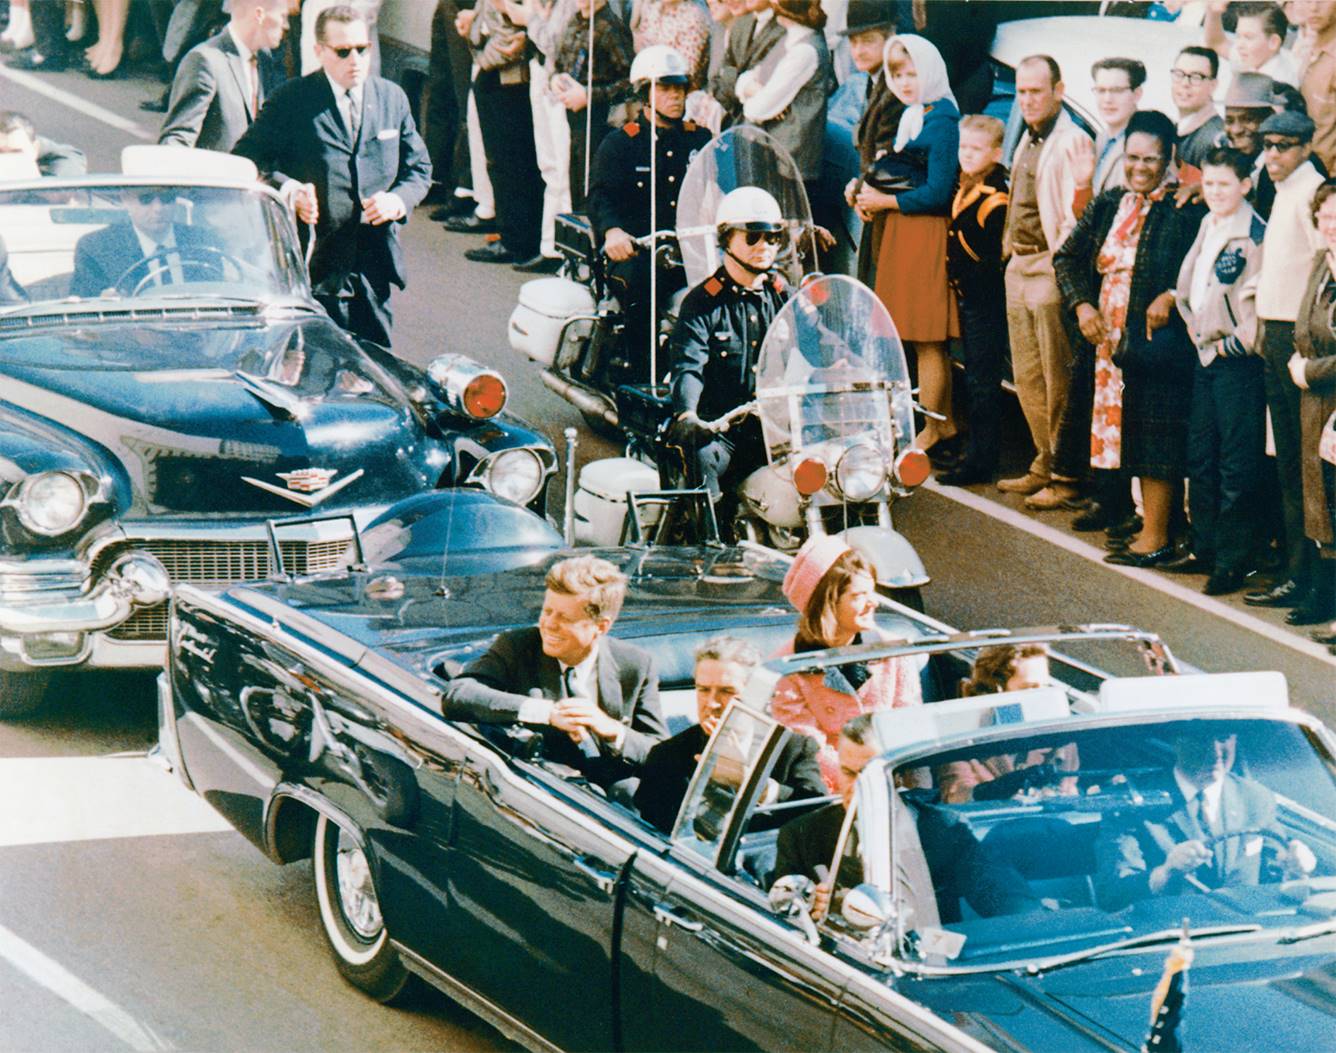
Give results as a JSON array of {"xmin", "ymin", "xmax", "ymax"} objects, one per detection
[{"xmin": 100, "ymin": 536, "xmax": 354, "ymax": 642}]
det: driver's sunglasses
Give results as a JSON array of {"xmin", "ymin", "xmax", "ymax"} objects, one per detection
[
  {"xmin": 743, "ymin": 230, "xmax": 785, "ymax": 247},
  {"xmin": 329, "ymin": 43, "xmax": 370, "ymax": 59},
  {"xmin": 136, "ymin": 190, "xmax": 176, "ymax": 205}
]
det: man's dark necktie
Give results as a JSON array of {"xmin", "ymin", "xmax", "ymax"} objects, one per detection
[{"xmin": 345, "ymin": 88, "xmax": 361, "ymax": 143}]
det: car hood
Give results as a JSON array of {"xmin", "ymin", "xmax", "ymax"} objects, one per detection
[
  {"xmin": 0, "ymin": 315, "xmax": 443, "ymax": 516},
  {"xmin": 935, "ymin": 940, "xmax": 1336, "ymax": 1053}
]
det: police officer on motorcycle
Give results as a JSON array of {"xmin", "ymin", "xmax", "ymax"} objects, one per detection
[
  {"xmin": 587, "ymin": 45, "xmax": 711, "ymax": 383},
  {"xmin": 667, "ymin": 187, "xmax": 791, "ymax": 538}
]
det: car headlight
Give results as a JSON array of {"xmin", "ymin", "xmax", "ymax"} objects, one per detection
[
  {"xmin": 479, "ymin": 448, "xmax": 545, "ymax": 505},
  {"xmin": 14, "ymin": 471, "xmax": 89, "ymax": 536},
  {"xmin": 835, "ymin": 444, "xmax": 886, "ymax": 502}
]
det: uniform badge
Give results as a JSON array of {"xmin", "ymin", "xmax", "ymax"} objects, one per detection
[{"xmin": 704, "ymin": 277, "xmax": 724, "ymax": 297}]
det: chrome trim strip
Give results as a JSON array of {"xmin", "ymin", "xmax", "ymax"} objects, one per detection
[
  {"xmin": 156, "ymin": 671, "xmax": 194, "ymax": 792},
  {"xmin": 264, "ymin": 783, "xmax": 364, "ymax": 862},
  {"xmin": 392, "ymin": 942, "xmax": 564, "ymax": 1053},
  {"xmin": 0, "ymin": 575, "xmax": 133, "ymax": 635}
]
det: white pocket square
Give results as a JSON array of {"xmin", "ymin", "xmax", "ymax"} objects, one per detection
[{"xmin": 376, "ymin": 128, "xmax": 399, "ymax": 140}]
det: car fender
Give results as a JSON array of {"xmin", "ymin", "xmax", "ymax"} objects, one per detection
[{"xmin": 843, "ymin": 524, "xmax": 930, "ymax": 589}]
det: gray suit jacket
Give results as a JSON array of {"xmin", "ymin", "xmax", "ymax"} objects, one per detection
[
  {"xmin": 441, "ymin": 626, "xmax": 666, "ymax": 780},
  {"xmin": 159, "ymin": 29, "xmax": 285, "ymax": 152},
  {"xmin": 70, "ymin": 222, "xmax": 215, "ymax": 299}
]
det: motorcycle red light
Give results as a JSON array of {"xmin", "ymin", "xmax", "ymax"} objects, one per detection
[
  {"xmin": 894, "ymin": 448, "xmax": 931, "ymax": 488},
  {"xmin": 464, "ymin": 373, "xmax": 507, "ymax": 418},
  {"xmin": 793, "ymin": 457, "xmax": 828, "ymax": 496}
]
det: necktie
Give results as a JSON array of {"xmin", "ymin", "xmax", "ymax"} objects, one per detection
[
  {"xmin": 345, "ymin": 88, "xmax": 361, "ymax": 143},
  {"xmin": 562, "ymin": 666, "xmax": 578, "ymax": 699},
  {"xmin": 248, "ymin": 54, "xmax": 260, "ymax": 118},
  {"xmin": 563, "ymin": 666, "xmax": 600, "ymax": 759},
  {"xmin": 151, "ymin": 243, "xmax": 183, "ymax": 285}
]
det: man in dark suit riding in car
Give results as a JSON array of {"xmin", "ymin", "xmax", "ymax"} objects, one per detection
[
  {"xmin": 71, "ymin": 187, "xmax": 217, "ymax": 298},
  {"xmin": 441, "ymin": 555, "xmax": 667, "ymax": 787}
]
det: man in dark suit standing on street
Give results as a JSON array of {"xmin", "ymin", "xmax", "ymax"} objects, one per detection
[
  {"xmin": 233, "ymin": 4, "xmax": 431, "ymax": 349},
  {"xmin": 159, "ymin": 0, "xmax": 290, "ymax": 153},
  {"xmin": 441, "ymin": 555, "xmax": 666, "ymax": 788}
]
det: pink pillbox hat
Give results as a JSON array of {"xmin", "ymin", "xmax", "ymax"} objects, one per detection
[{"xmin": 782, "ymin": 535, "xmax": 854, "ymax": 612}]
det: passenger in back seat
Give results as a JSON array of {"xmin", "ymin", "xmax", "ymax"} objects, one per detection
[{"xmin": 635, "ymin": 635, "xmax": 826, "ymax": 834}]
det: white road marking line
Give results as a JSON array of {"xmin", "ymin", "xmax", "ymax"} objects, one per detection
[
  {"xmin": 0, "ymin": 755, "xmax": 230, "ymax": 848},
  {"xmin": 922, "ymin": 478, "xmax": 1336, "ymax": 669},
  {"xmin": 0, "ymin": 920, "xmax": 171, "ymax": 1051},
  {"xmin": 0, "ymin": 65, "xmax": 153, "ymax": 140}
]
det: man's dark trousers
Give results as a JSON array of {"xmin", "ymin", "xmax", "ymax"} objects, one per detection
[
  {"xmin": 1187, "ymin": 355, "xmax": 1266, "ymax": 573},
  {"xmin": 473, "ymin": 68, "xmax": 542, "ymax": 260},
  {"xmin": 1260, "ymin": 319, "xmax": 1314, "ymax": 584}
]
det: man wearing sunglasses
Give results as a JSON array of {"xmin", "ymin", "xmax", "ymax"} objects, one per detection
[
  {"xmin": 70, "ymin": 188, "xmax": 216, "ymax": 299},
  {"xmin": 667, "ymin": 186, "xmax": 791, "ymax": 538},
  {"xmin": 233, "ymin": 4, "xmax": 431, "ymax": 349}
]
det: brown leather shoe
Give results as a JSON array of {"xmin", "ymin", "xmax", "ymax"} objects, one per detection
[
  {"xmin": 1024, "ymin": 484, "xmax": 1084, "ymax": 511},
  {"xmin": 997, "ymin": 472, "xmax": 1049, "ymax": 495}
]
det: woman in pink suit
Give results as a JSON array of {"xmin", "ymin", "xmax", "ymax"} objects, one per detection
[{"xmin": 771, "ymin": 536, "xmax": 921, "ymax": 790}]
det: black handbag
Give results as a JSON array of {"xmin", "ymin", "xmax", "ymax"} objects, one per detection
[{"xmin": 863, "ymin": 147, "xmax": 929, "ymax": 195}]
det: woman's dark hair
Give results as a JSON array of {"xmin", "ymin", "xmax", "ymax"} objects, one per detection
[
  {"xmin": 964, "ymin": 644, "xmax": 1048, "ymax": 697},
  {"xmin": 1202, "ymin": 146, "xmax": 1254, "ymax": 181},
  {"xmin": 1312, "ymin": 180, "xmax": 1336, "ymax": 225},
  {"xmin": 796, "ymin": 548, "xmax": 875, "ymax": 649},
  {"xmin": 1124, "ymin": 109, "xmax": 1176, "ymax": 160}
]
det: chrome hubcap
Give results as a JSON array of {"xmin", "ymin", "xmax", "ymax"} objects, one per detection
[{"xmin": 333, "ymin": 829, "xmax": 383, "ymax": 940}]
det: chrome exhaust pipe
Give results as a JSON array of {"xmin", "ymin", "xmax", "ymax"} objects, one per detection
[
  {"xmin": 540, "ymin": 369, "xmax": 620, "ymax": 429},
  {"xmin": 563, "ymin": 427, "xmax": 578, "ymax": 546}
]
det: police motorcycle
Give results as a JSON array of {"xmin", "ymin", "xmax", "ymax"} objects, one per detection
[{"xmin": 508, "ymin": 45, "xmax": 703, "ymax": 436}]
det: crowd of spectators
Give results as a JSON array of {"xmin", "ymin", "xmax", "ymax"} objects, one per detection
[{"xmin": 1, "ymin": 0, "xmax": 1335, "ymax": 643}]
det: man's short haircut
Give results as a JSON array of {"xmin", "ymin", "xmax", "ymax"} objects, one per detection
[
  {"xmin": 1091, "ymin": 56, "xmax": 1147, "ymax": 90},
  {"xmin": 1177, "ymin": 45, "xmax": 1221, "ymax": 79},
  {"xmin": 694, "ymin": 635, "xmax": 761, "ymax": 669},
  {"xmin": 1234, "ymin": 1, "xmax": 1288, "ymax": 39},
  {"xmin": 1202, "ymin": 145, "xmax": 1255, "ymax": 181},
  {"xmin": 316, "ymin": 3, "xmax": 365, "ymax": 41},
  {"xmin": 545, "ymin": 555, "xmax": 628, "ymax": 623},
  {"xmin": 841, "ymin": 712, "xmax": 881, "ymax": 749},
  {"xmin": 1125, "ymin": 108, "xmax": 1177, "ymax": 157},
  {"xmin": 1018, "ymin": 54, "xmax": 1062, "ymax": 87},
  {"xmin": 0, "ymin": 112, "xmax": 36, "ymax": 140},
  {"xmin": 959, "ymin": 113, "xmax": 1005, "ymax": 146}
]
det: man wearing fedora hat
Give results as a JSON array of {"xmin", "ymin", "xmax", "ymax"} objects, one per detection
[{"xmin": 1222, "ymin": 71, "xmax": 1283, "ymax": 216}]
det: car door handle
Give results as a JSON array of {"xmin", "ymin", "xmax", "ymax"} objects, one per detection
[
  {"xmin": 572, "ymin": 855, "xmax": 619, "ymax": 894},
  {"xmin": 653, "ymin": 903, "xmax": 704, "ymax": 933}
]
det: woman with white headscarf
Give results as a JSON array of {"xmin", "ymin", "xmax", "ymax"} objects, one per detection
[{"xmin": 854, "ymin": 34, "xmax": 962, "ymax": 458}]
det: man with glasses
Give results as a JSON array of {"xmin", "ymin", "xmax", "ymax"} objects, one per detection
[
  {"xmin": 70, "ymin": 188, "xmax": 214, "ymax": 299},
  {"xmin": 1070, "ymin": 57, "xmax": 1145, "ymax": 203},
  {"xmin": 233, "ymin": 4, "xmax": 431, "ymax": 350},
  {"xmin": 634, "ymin": 636, "xmax": 824, "ymax": 835},
  {"xmin": 1245, "ymin": 110, "xmax": 1327, "ymax": 613},
  {"xmin": 666, "ymin": 187, "xmax": 792, "ymax": 537},
  {"xmin": 1172, "ymin": 46, "xmax": 1226, "ymax": 177}
]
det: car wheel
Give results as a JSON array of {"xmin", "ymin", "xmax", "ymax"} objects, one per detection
[
  {"xmin": 0, "ymin": 669, "xmax": 52, "ymax": 719},
  {"xmin": 312, "ymin": 813, "xmax": 415, "ymax": 1003}
]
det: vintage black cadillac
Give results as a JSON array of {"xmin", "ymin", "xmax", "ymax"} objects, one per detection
[
  {"xmin": 160, "ymin": 529, "xmax": 1336, "ymax": 1053},
  {"xmin": 0, "ymin": 168, "xmax": 556, "ymax": 715}
]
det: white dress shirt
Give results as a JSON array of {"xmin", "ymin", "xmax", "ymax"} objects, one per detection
[
  {"xmin": 1174, "ymin": 767, "xmax": 1225, "ymax": 833},
  {"xmin": 132, "ymin": 225, "xmax": 184, "ymax": 285}
]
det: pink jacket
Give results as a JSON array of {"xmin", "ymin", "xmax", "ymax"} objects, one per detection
[{"xmin": 770, "ymin": 628, "xmax": 922, "ymax": 789}]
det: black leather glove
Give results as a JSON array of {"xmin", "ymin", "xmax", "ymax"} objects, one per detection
[{"xmin": 667, "ymin": 411, "xmax": 710, "ymax": 449}]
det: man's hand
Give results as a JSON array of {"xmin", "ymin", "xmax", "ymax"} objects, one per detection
[
  {"xmin": 292, "ymin": 183, "xmax": 319, "ymax": 225},
  {"xmin": 1076, "ymin": 302, "xmax": 1107, "ymax": 345},
  {"xmin": 1175, "ymin": 182, "xmax": 1204, "ymax": 208},
  {"xmin": 604, "ymin": 227, "xmax": 638, "ymax": 261},
  {"xmin": 1288, "ymin": 351, "xmax": 1310, "ymax": 389},
  {"xmin": 1150, "ymin": 838, "xmax": 1212, "ymax": 892},
  {"xmin": 498, "ymin": 30, "xmax": 527, "ymax": 57},
  {"xmin": 1068, "ymin": 135, "xmax": 1096, "ymax": 190},
  {"xmin": 551, "ymin": 697, "xmax": 621, "ymax": 741},
  {"xmin": 810, "ymin": 224, "xmax": 836, "ymax": 253},
  {"xmin": 1145, "ymin": 290, "xmax": 1175, "ymax": 339},
  {"xmin": 668, "ymin": 410, "xmax": 710, "ymax": 448},
  {"xmin": 1280, "ymin": 838, "xmax": 1318, "ymax": 878},
  {"xmin": 844, "ymin": 178, "xmax": 859, "ymax": 208},
  {"xmin": 854, "ymin": 184, "xmax": 897, "ymax": 220},
  {"xmin": 810, "ymin": 882, "xmax": 832, "ymax": 922},
  {"xmin": 558, "ymin": 80, "xmax": 588, "ymax": 111},
  {"xmin": 454, "ymin": 7, "xmax": 476, "ymax": 36},
  {"xmin": 361, "ymin": 192, "xmax": 406, "ymax": 226}
]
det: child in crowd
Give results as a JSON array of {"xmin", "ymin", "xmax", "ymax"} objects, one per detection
[
  {"xmin": 939, "ymin": 114, "xmax": 1009, "ymax": 486},
  {"xmin": 1172, "ymin": 146, "xmax": 1268, "ymax": 595}
]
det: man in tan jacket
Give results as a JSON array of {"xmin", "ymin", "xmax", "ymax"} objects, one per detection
[{"xmin": 999, "ymin": 55, "xmax": 1091, "ymax": 510}]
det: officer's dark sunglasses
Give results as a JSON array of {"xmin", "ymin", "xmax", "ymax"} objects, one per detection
[
  {"xmin": 136, "ymin": 190, "xmax": 176, "ymax": 205},
  {"xmin": 742, "ymin": 230, "xmax": 785, "ymax": 247},
  {"xmin": 329, "ymin": 43, "xmax": 370, "ymax": 59}
]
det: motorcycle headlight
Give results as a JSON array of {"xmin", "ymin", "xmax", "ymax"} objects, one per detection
[
  {"xmin": 835, "ymin": 445, "xmax": 886, "ymax": 502},
  {"xmin": 479, "ymin": 448, "xmax": 546, "ymax": 506},
  {"xmin": 14, "ymin": 471, "xmax": 89, "ymax": 536}
]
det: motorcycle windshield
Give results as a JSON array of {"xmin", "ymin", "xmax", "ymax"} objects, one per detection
[
  {"xmin": 676, "ymin": 125, "xmax": 814, "ymax": 289},
  {"xmin": 754, "ymin": 275, "xmax": 915, "ymax": 473}
]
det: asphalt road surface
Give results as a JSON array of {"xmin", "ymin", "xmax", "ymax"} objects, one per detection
[{"xmin": 1, "ymin": 57, "xmax": 1334, "ymax": 1053}]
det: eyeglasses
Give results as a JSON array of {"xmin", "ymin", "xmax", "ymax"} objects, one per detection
[
  {"xmin": 135, "ymin": 190, "xmax": 176, "ymax": 205},
  {"xmin": 1170, "ymin": 68, "xmax": 1213, "ymax": 85},
  {"xmin": 742, "ymin": 230, "xmax": 785, "ymax": 247},
  {"xmin": 328, "ymin": 43, "xmax": 370, "ymax": 59},
  {"xmin": 1261, "ymin": 138, "xmax": 1305, "ymax": 152}
]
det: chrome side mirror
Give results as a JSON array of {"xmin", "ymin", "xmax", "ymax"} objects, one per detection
[
  {"xmin": 769, "ymin": 874, "xmax": 819, "ymax": 945},
  {"xmin": 841, "ymin": 883, "xmax": 893, "ymax": 931}
]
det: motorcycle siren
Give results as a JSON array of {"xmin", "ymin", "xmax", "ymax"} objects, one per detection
[{"xmin": 630, "ymin": 45, "xmax": 691, "ymax": 90}]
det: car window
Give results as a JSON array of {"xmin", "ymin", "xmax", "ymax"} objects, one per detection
[{"xmin": 0, "ymin": 183, "xmax": 307, "ymax": 307}]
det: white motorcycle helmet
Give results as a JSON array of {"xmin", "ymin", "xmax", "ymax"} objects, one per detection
[
  {"xmin": 629, "ymin": 44, "xmax": 691, "ymax": 89},
  {"xmin": 715, "ymin": 187, "xmax": 785, "ymax": 248}
]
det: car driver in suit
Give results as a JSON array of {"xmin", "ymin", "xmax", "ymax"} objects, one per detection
[
  {"xmin": 440, "ymin": 555, "xmax": 667, "ymax": 788},
  {"xmin": 70, "ymin": 187, "xmax": 215, "ymax": 299},
  {"xmin": 232, "ymin": 3, "xmax": 432, "ymax": 349},
  {"xmin": 634, "ymin": 635, "xmax": 826, "ymax": 835},
  {"xmin": 158, "ymin": 0, "xmax": 290, "ymax": 153},
  {"xmin": 1095, "ymin": 731, "xmax": 1317, "ymax": 910}
]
